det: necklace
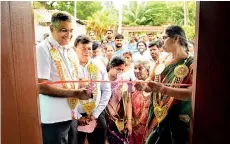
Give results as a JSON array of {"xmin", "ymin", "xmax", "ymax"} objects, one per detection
[
  {"xmin": 153, "ymin": 55, "xmax": 190, "ymax": 123},
  {"xmin": 79, "ymin": 62, "xmax": 99, "ymax": 116},
  {"xmin": 49, "ymin": 43, "xmax": 79, "ymax": 119}
]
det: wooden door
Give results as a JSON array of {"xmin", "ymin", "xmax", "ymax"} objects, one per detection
[
  {"xmin": 1, "ymin": 1, "xmax": 42, "ymax": 144},
  {"xmin": 191, "ymin": 1, "xmax": 230, "ymax": 144}
]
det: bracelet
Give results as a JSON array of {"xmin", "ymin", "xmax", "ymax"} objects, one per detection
[{"xmin": 127, "ymin": 118, "xmax": 132, "ymax": 124}]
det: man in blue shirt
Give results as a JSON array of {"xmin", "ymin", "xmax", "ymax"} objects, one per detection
[
  {"xmin": 127, "ymin": 33, "xmax": 138, "ymax": 54},
  {"xmin": 113, "ymin": 34, "xmax": 127, "ymax": 57}
]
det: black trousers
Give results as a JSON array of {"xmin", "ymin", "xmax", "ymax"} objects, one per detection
[
  {"xmin": 42, "ymin": 119, "xmax": 78, "ymax": 144},
  {"xmin": 78, "ymin": 111, "xmax": 107, "ymax": 144}
]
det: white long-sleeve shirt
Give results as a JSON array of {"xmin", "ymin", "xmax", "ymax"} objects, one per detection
[
  {"xmin": 77, "ymin": 59, "xmax": 111, "ymax": 118},
  {"xmin": 133, "ymin": 50, "xmax": 152, "ymax": 62}
]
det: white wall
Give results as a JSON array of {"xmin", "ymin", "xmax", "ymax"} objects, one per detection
[{"xmin": 34, "ymin": 24, "xmax": 50, "ymax": 43}]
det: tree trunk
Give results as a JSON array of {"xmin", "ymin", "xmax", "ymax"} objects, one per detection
[{"xmin": 184, "ymin": 1, "xmax": 188, "ymax": 26}]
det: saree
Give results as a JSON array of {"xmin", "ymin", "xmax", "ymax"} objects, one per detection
[
  {"xmin": 128, "ymin": 91, "xmax": 151, "ymax": 144},
  {"xmin": 105, "ymin": 82, "xmax": 129, "ymax": 144},
  {"xmin": 145, "ymin": 56, "xmax": 193, "ymax": 144}
]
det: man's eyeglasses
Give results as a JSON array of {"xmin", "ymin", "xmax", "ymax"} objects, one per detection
[
  {"xmin": 56, "ymin": 27, "xmax": 73, "ymax": 34},
  {"xmin": 107, "ymin": 33, "xmax": 112, "ymax": 35}
]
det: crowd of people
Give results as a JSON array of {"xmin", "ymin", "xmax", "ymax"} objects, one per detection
[{"xmin": 36, "ymin": 11, "xmax": 194, "ymax": 144}]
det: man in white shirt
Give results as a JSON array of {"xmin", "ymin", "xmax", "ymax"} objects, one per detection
[
  {"xmin": 133, "ymin": 40, "xmax": 152, "ymax": 62},
  {"xmin": 73, "ymin": 35, "xmax": 111, "ymax": 144},
  {"xmin": 36, "ymin": 11, "xmax": 91, "ymax": 144}
]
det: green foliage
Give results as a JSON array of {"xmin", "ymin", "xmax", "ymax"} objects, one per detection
[
  {"xmin": 85, "ymin": 1, "xmax": 119, "ymax": 40},
  {"xmin": 33, "ymin": 1, "xmax": 102, "ymax": 20},
  {"xmin": 86, "ymin": 9, "xmax": 118, "ymax": 40},
  {"xmin": 168, "ymin": 2, "xmax": 184, "ymax": 25},
  {"xmin": 33, "ymin": 2, "xmax": 50, "ymax": 23},
  {"xmin": 77, "ymin": 1, "xmax": 102, "ymax": 20},
  {"xmin": 34, "ymin": 12, "xmax": 42, "ymax": 23},
  {"xmin": 187, "ymin": 2, "xmax": 196, "ymax": 26},
  {"xmin": 122, "ymin": 1, "xmax": 196, "ymax": 27},
  {"xmin": 45, "ymin": 1, "xmax": 56, "ymax": 10},
  {"xmin": 122, "ymin": 1, "xmax": 149, "ymax": 26},
  {"xmin": 167, "ymin": 2, "xmax": 196, "ymax": 26},
  {"xmin": 33, "ymin": 1, "xmax": 56, "ymax": 10},
  {"xmin": 33, "ymin": 1, "xmax": 43, "ymax": 9},
  {"xmin": 182, "ymin": 25, "xmax": 195, "ymax": 40},
  {"xmin": 122, "ymin": 1, "xmax": 171, "ymax": 26},
  {"xmin": 32, "ymin": 1, "xmax": 196, "ymax": 39},
  {"xmin": 121, "ymin": 1, "xmax": 196, "ymax": 40},
  {"xmin": 53, "ymin": 1, "xmax": 74, "ymax": 16},
  {"xmin": 52, "ymin": 1, "xmax": 102, "ymax": 20},
  {"xmin": 167, "ymin": 2, "xmax": 196, "ymax": 40},
  {"xmin": 145, "ymin": 2, "xmax": 171, "ymax": 26}
]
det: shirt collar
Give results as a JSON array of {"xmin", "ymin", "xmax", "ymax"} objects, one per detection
[
  {"xmin": 47, "ymin": 36, "xmax": 71, "ymax": 50},
  {"xmin": 115, "ymin": 47, "xmax": 124, "ymax": 51},
  {"xmin": 79, "ymin": 58, "xmax": 94, "ymax": 68}
]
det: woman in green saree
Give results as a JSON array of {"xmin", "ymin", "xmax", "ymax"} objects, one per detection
[{"xmin": 135, "ymin": 25, "xmax": 193, "ymax": 144}]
